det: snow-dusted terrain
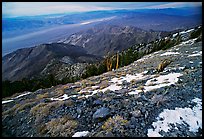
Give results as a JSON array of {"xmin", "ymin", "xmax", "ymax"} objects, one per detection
[{"xmin": 2, "ymin": 34, "xmax": 202, "ymax": 137}]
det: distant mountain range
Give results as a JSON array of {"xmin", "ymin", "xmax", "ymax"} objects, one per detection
[
  {"xmin": 3, "ymin": 7, "xmax": 202, "ymax": 32},
  {"xmin": 58, "ymin": 25, "xmax": 163, "ymax": 56},
  {"xmin": 2, "ymin": 7, "xmax": 201, "ymax": 56}
]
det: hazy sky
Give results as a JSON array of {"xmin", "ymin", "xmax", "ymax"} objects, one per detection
[{"xmin": 2, "ymin": 2, "xmax": 202, "ymax": 18}]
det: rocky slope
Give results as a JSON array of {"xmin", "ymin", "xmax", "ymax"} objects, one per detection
[
  {"xmin": 2, "ymin": 43, "xmax": 101, "ymax": 81},
  {"xmin": 2, "ymin": 36, "xmax": 202, "ymax": 137}
]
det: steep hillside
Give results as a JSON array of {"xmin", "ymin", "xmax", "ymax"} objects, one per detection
[
  {"xmin": 2, "ymin": 43, "xmax": 101, "ymax": 81},
  {"xmin": 58, "ymin": 25, "xmax": 162, "ymax": 56},
  {"xmin": 2, "ymin": 25, "xmax": 167, "ymax": 82},
  {"xmin": 2, "ymin": 36, "xmax": 202, "ymax": 137}
]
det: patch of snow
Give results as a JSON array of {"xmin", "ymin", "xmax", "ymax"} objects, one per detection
[
  {"xmin": 179, "ymin": 38, "xmax": 197, "ymax": 46},
  {"xmin": 72, "ymin": 131, "xmax": 89, "ymax": 137},
  {"xmin": 180, "ymin": 30, "xmax": 187, "ymax": 34},
  {"xmin": 2, "ymin": 99, "xmax": 14, "ymax": 104},
  {"xmin": 110, "ymin": 73, "xmax": 150, "ymax": 85},
  {"xmin": 143, "ymin": 71, "xmax": 148, "ymax": 74},
  {"xmin": 82, "ymin": 38, "xmax": 91, "ymax": 47},
  {"xmin": 128, "ymin": 90, "xmax": 142, "ymax": 95},
  {"xmin": 186, "ymin": 28, "xmax": 194, "ymax": 33},
  {"xmin": 50, "ymin": 94, "xmax": 78, "ymax": 101},
  {"xmin": 8, "ymin": 54, "xmax": 16, "ymax": 61},
  {"xmin": 189, "ymin": 61, "xmax": 194, "ymax": 64},
  {"xmin": 147, "ymin": 98, "xmax": 202, "ymax": 137},
  {"xmin": 101, "ymin": 84, "xmax": 122, "ymax": 92},
  {"xmin": 153, "ymin": 51, "xmax": 160, "ymax": 54},
  {"xmin": 188, "ymin": 51, "xmax": 202, "ymax": 57},
  {"xmin": 2, "ymin": 92, "xmax": 32, "ymax": 104},
  {"xmin": 172, "ymin": 33, "xmax": 178, "ymax": 38},
  {"xmin": 160, "ymin": 52, "xmax": 180, "ymax": 56},
  {"xmin": 178, "ymin": 67, "xmax": 185, "ymax": 70},
  {"xmin": 144, "ymin": 73, "xmax": 183, "ymax": 92},
  {"xmin": 192, "ymin": 51, "xmax": 198, "ymax": 53},
  {"xmin": 92, "ymin": 86, "xmax": 99, "ymax": 89},
  {"xmin": 14, "ymin": 92, "xmax": 31, "ymax": 99}
]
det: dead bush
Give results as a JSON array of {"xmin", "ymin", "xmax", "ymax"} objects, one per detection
[{"xmin": 45, "ymin": 116, "xmax": 78, "ymax": 137}]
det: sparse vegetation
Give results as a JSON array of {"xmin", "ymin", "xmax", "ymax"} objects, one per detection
[
  {"xmin": 157, "ymin": 59, "xmax": 172, "ymax": 72},
  {"xmin": 44, "ymin": 116, "xmax": 78, "ymax": 137},
  {"xmin": 30, "ymin": 101, "xmax": 68, "ymax": 125},
  {"xmin": 102, "ymin": 115, "xmax": 128, "ymax": 133},
  {"xmin": 190, "ymin": 26, "xmax": 202, "ymax": 39}
]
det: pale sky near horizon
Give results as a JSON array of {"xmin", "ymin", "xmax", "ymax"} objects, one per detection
[{"xmin": 2, "ymin": 2, "xmax": 202, "ymax": 18}]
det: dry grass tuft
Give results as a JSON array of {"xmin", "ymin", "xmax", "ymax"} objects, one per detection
[
  {"xmin": 157, "ymin": 59, "xmax": 172, "ymax": 72},
  {"xmin": 30, "ymin": 100, "xmax": 74, "ymax": 125},
  {"xmin": 102, "ymin": 115, "xmax": 128, "ymax": 133},
  {"xmin": 44, "ymin": 116, "xmax": 78, "ymax": 137},
  {"xmin": 36, "ymin": 92, "xmax": 49, "ymax": 99}
]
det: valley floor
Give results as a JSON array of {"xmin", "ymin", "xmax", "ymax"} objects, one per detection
[{"xmin": 2, "ymin": 39, "xmax": 202, "ymax": 137}]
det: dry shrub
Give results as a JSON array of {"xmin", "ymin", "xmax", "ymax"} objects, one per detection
[
  {"xmin": 102, "ymin": 115, "xmax": 128, "ymax": 133},
  {"xmin": 54, "ymin": 89, "xmax": 65, "ymax": 97},
  {"xmin": 30, "ymin": 103, "xmax": 48, "ymax": 124},
  {"xmin": 45, "ymin": 116, "xmax": 78, "ymax": 137},
  {"xmin": 157, "ymin": 59, "xmax": 171, "ymax": 72},
  {"xmin": 30, "ymin": 100, "xmax": 73, "ymax": 125},
  {"xmin": 99, "ymin": 81, "xmax": 109, "ymax": 89},
  {"xmin": 3, "ymin": 98, "xmax": 39, "ymax": 116},
  {"xmin": 15, "ymin": 102, "xmax": 36, "ymax": 113},
  {"xmin": 137, "ymin": 86, "xmax": 145, "ymax": 91},
  {"xmin": 36, "ymin": 92, "xmax": 49, "ymax": 99},
  {"xmin": 74, "ymin": 87, "xmax": 82, "ymax": 92},
  {"xmin": 2, "ymin": 103, "xmax": 21, "ymax": 115}
]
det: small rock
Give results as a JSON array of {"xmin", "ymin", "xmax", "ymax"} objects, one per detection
[
  {"xmin": 77, "ymin": 107, "xmax": 82, "ymax": 114},
  {"xmin": 93, "ymin": 107, "xmax": 110, "ymax": 121},
  {"xmin": 93, "ymin": 100, "xmax": 103, "ymax": 106},
  {"xmin": 131, "ymin": 110, "xmax": 142, "ymax": 118}
]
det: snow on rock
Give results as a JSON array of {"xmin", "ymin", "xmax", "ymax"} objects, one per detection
[
  {"xmin": 101, "ymin": 84, "xmax": 122, "ymax": 92},
  {"xmin": 2, "ymin": 99, "xmax": 14, "ymax": 104},
  {"xmin": 128, "ymin": 90, "xmax": 142, "ymax": 95},
  {"xmin": 178, "ymin": 67, "xmax": 185, "ymax": 70},
  {"xmin": 14, "ymin": 92, "xmax": 32, "ymax": 99},
  {"xmin": 110, "ymin": 73, "xmax": 150, "ymax": 84},
  {"xmin": 72, "ymin": 131, "xmax": 89, "ymax": 137},
  {"xmin": 144, "ymin": 73, "xmax": 183, "ymax": 92},
  {"xmin": 160, "ymin": 52, "xmax": 180, "ymax": 56},
  {"xmin": 179, "ymin": 38, "xmax": 197, "ymax": 46},
  {"xmin": 188, "ymin": 51, "xmax": 202, "ymax": 57},
  {"xmin": 147, "ymin": 97, "xmax": 202, "ymax": 137},
  {"xmin": 172, "ymin": 33, "xmax": 178, "ymax": 38},
  {"xmin": 50, "ymin": 94, "xmax": 78, "ymax": 101},
  {"xmin": 2, "ymin": 91, "xmax": 32, "ymax": 105}
]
